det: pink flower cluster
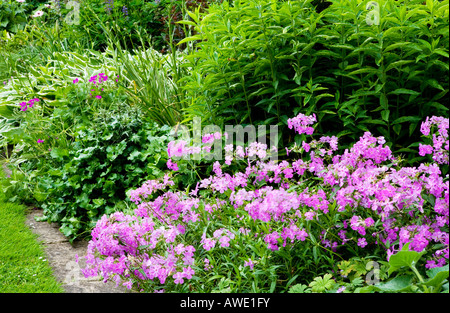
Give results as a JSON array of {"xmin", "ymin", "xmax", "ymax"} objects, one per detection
[
  {"xmin": 18, "ymin": 98, "xmax": 39, "ymax": 111},
  {"xmin": 80, "ymin": 211, "xmax": 196, "ymax": 289},
  {"xmin": 87, "ymin": 73, "xmax": 113, "ymax": 99},
  {"xmin": 287, "ymin": 112, "xmax": 316, "ymax": 135},
  {"xmin": 419, "ymin": 116, "xmax": 449, "ymax": 164},
  {"xmin": 201, "ymin": 228, "xmax": 236, "ymax": 250},
  {"xmin": 81, "ymin": 113, "xmax": 449, "ymax": 292}
]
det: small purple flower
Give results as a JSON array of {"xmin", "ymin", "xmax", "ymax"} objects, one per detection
[
  {"xmin": 357, "ymin": 238, "xmax": 367, "ymax": 248},
  {"xmin": 37, "ymin": 139, "xmax": 44, "ymax": 143},
  {"xmin": 73, "ymin": 78, "xmax": 79, "ymax": 84},
  {"xmin": 244, "ymin": 258, "xmax": 255, "ymax": 270}
]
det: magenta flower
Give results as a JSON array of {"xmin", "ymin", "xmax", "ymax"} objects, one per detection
[
  {"xmin": 37, "ymin": 139, "xmax": 44, "ymax": 143},
  {"xmin": 19, "ymin": 101, "xmax": 28, "ymax": 111},
  {"xmin": 419, "ymin": 143, "xmax": 433, "ymax": 156},
  {"xmin": 95, "ymin": 95, "xmax": 102, "ymax": 99},
  {"xmin": 357, "ymin": 238, "xmax": 368, "ymax": 248},
  {"xmin": 73, "ymin": 78, "xmax": 79, "ymax": 84},
  {"xmin": 167, "ymin": 159, "xmax": 179, "ymax": 171}
]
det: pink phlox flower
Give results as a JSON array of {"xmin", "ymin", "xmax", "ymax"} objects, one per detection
[
  {"xmin": 167, "ymin": 159, "xmax": 179, "ymax": 171},
  {"xmin": 213, "ymin": 161, "xmax": 222, "ymax": 177},
  {"xmin": 357, "ymin": 238, "xmax": 368, "ymax": 248},
  {"xmin": 244, "ymin": 258, "xmax": 255, "ymax": 270},
  {"xmin": 182, "ymin": 266, "xmax": 195, "ymax": 279},
  {"xmin": 419, "ymin": 143, "xmax": 433, "ymax": 156}
]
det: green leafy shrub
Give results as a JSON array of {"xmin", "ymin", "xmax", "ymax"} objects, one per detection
[
  {"xmin": 57, "ymin": 0, "xmax": 214, "ymax": 52},
  {"xmin": 38, "ymin": 108, "xmax": 172, "ymax": 240},
  {"xmin": 179, "ymin": 0, "xmax": 449, "ymax": 159},
  {"xmin": 0, "ymin": 0, "xmax": 30, "ymax": 33}
]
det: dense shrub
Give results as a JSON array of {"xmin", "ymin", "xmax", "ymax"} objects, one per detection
[
  {"xmin": 38, "ymin": 107, "xmax": 172, "ymax": 239},
  {"xmin": 179, "ymin": 0, "xmax": 449, "ymax": 159},
  {"xmin": 0, "ymin": 0, "xmax": 31, "ymax": 33},
  {"xmin": 41, "ymin": 0, "xmax": 219, "ymax": 52}
]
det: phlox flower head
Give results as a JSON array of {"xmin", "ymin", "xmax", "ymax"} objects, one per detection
[
  {"xmin": 357, "ymin": 238, "xmax": 368, "ymax": 248},
  {"xmin": 287, "ymin": 113, "xmax": 316, "ymax": 135},
  {"xmin": 304, "ymin": 211, "xmax": 315, "ymax": 220},
  {"xmin": 167, "ymin": 159, "xmax": 179, "ymax": 171},
  {"xmin": 419, "ymin": 144, "xmax": 433, "ymax": 156},
  {"xmin": 213, "ymin": 161, "xmax": 222, "ymax": 176},
  {"xmin": 204, "ymin": 258, "xmax": 213, "ymax": 271},
  {"xmin": 167, "ymin": 140, "xmax": 188, "ymax": 158}
]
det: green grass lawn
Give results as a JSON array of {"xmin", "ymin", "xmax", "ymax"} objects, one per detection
[{"xmin": 0, "ymin": 169, "xmax": 64, "ymax": 293}]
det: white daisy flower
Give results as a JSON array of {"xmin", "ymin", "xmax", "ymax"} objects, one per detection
[{"xmin": 32, "ymin": 10, "xmax": 44, "ymax": 18}]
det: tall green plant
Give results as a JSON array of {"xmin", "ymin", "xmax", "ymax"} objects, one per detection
[
  {"xmin": 86, "ymin": 6, "xmax": 188, "ymax": 126},
  {"xmin": 179, "ymin": 0, "xmax": 449, "ymax": 158}
]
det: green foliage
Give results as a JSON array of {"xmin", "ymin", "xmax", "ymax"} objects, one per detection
[
  {"xmin": 359, "ymin": 243, "xmax": 449, "ymax": 293},
  {"xmin": 180, "ymin": 0, "xmax": 449, "ymax": 156},
  {"xmin": 0, "ymin": 0, "xmax": 30, "ymax": 33},
  {"xmin": 39, "ymin": 108, "xmax": 172, "ymax": 240},
  {"xmin": 308, "ymin": 273, "xmax": 336, "ymax": 292},
  {"xmin": 101, "ymin": 25, "xmax": 187, "ymax": 126},
  {"xmin": 287, "ymin": 250, "xmax": 447, "ymax": 294}
]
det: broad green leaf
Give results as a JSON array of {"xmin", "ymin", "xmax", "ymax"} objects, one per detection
[
  {"xmin": 383, "ymin": 42, "xmax": 412, "ymax": 52},
  {"xmin": 388, "ymin": 243, "xmax": 425, "ymax": 276},
  {"xmin": 380, "ymin": 94, "xmax": 388, "ymax": 110},
  {"xmin": 393, "ymin": 124, "xmax": 401, "ymax": 136},
  {"xmin": 50, "ymin": 148, "xmax": 69, "ymax": 160},
  {"xmin": 372, "ymin": 275, "xmax": 414, "ymax": 292},
  {"xmin": 0, "ymin": 105, "xmax": 16, "ymax": 119},
  {"xmin": 423, "ymin": 265, "xmax": 449, "ymax": 288},
  {"xmin": 425, "ymin": 79, "xmax": 445, "ymax": 91},
  {"xmin": 381, "ymin": 110, "xmax": 390, "ymax": 122},
  {"xmin": 360, "ymin": 119, "xmax": 387, "ymax": 125}
]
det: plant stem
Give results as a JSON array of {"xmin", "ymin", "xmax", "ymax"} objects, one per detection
[{"xmin": 410, "ymin": 264, "xmax": 430, "ymax": 293}]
